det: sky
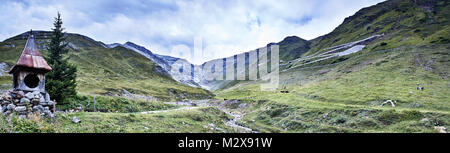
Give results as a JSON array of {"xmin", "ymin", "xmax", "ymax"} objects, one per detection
[{"xmin": 0, "ymin": 0, "xmax": 385, "ymax": 64}]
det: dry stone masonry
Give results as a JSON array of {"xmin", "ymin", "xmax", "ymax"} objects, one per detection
[{"xmin": 1, "ymin": 90, "xmax": 55, "ymax": 118}]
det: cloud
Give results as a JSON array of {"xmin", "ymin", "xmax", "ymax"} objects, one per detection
[{"xmin": 0, "ymin": 0, "xmax": 385, "ymax": 64}]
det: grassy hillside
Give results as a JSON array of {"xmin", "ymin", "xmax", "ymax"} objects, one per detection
[
  {"xmin": 214, "ymin": 0, "xmax": 450, "ymax": 132},
  {"xmin": 308, "ymin": 0, "xmax": 450, "ymax": 55},
  {"xmin": 0, "ymin": 31, "xmax": 212, "ymax": 101},
  {"xmin": 0, "ymin": 107, "xmax": 233, "ymax": 133},
  {"xmin": 0, "ymin": 0, "xmax": 448, "ymax": 133},
  {"xmin": 216, "ymin": 44, "xmax": 450, "ymax": 132}
]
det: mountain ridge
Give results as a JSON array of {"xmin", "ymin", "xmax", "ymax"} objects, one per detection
[{"xmin": 0, "ymin": 30, "xmax": 213, "ymax": 101}]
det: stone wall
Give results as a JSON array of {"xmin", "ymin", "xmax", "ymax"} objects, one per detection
[{"xmin": 0, "ymin": 90, "xmax": 55, "ymax": 118}]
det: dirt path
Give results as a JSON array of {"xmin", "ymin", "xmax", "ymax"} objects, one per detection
[
  {"xmin": 144, "ymin": 100, "xmax": 257, "ymax": 133},
  {"xmin": 138, "ymin": 106, "xmax": 197, "ymax": 114}
]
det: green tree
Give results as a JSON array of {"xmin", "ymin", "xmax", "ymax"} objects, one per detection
[{"xmin": 45, "ymin": 12, "xmax": 77, "ymax": 105}]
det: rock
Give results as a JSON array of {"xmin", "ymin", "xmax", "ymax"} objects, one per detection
[
  {"xmin": 39, "ymin": 96, "xmax": 45, "ymax": 104},
  {"xmin": 32, "ymin": 91, "xmax": 41, "ymax": 99},
  {"xmin": 20, "ymin": 98, "xmax": 30, "ymax": 104},
  {"xmin": 72, "ymin": 116, "xmax": 81, "ymax": 123},
  {"xmin": 2, "ymin": 92, "xmax": 12, "ymax": 101},
  {"xmin": 45, "ymin": 93, "xmax": 50, "ymax": 102},
  {"xmin": 44, "ymin": 110, "xmax": 52, "ymax": 117},
  {"xmin": 14, "ymin": 106, "xmax": 27, "ymax": 112},
  {"xmin": 7, "ymin": 104, "xmax": 15, "ymax": 110},
  {"xmin": 3, "ymin": 110, "xmax": 11, "ymax": 115},
  {"xmin": 10, "ymin": 92, "xmax": 17, "ymax": 99},
  {"xmin": 0, "ymin": 62, "xmax": 9, "ymax": 76},
  {"xmin": 32, "ymin": 105, "xmax": 44, "ymax": 113},
  {"xmin": 238, "ymin": 103, "xmax": 247, "ymax": 109},
  {"xmin": 25, "ymin": 92, "xmax": 34, "ymax": 99},
  {"xmin": 19, "ymin": 115, "xmax": 27, "ymax": 119},
  {"xmin": 31, "ymin": 98, "xmax": 40, "ymax": 105},
  {"xmin": 47, "ymin": 101, "xmax": 55, "ymax": 106},
  {"xmin": 16, "ymin": 91, "xmax": 25, "ymax": 99},
  {"xmin": 434, "ymin": 126, "xmax": 447, "ymax": 133},
  {"xmin": 11, "ymin": 91, "xmax": 25, "ymax": 99}
]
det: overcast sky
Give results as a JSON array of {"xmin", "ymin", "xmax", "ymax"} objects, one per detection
[{"xmin": 0, "ymin": 0, "xmax": 385, "ymax": 64}]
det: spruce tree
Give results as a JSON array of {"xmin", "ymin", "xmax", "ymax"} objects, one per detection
[{"xmin": 45, "ymin": 12, "xmax": 77, "ymax": 105}]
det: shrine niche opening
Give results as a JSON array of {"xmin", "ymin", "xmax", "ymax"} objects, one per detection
[{"xmin": 24, "ymin": 74, "xmax": 40, "ymax": 88}]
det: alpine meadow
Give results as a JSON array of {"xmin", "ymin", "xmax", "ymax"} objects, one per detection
[{"xmin": 0, "ymin": 0, "xmax": 449, "ymax": 134}]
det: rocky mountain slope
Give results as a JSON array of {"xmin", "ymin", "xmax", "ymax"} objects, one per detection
[{"xmin": 0, "ymin": 31, "xmax": 212, "ymax": 101}]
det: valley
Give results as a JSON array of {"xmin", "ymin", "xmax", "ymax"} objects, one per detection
[{"xmin": 1, "ymin": 0, "xmax": 449, "ymax": 133}]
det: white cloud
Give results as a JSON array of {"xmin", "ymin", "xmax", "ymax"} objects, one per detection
[{"xmin": 0, "ymin": 0, "xmax": 385, "ymax": 64}]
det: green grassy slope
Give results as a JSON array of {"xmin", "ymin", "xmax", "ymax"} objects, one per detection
[
  {"xmin": 215, "ymin": 0, "xmax": 450, "ymax": 132},
  {"xmin": 0, "ymin": 107, "xmax": 233, "ymax": 133},
  {"xmin": 0, "ymin": 31, "xmax": 212, "ymax": 101},
  {"xmin": 278, "ymin": 36, "xmax": 311, "ymax": 62},
  {"xmin": 216, "ymin": 44, "xmax": 450, "ymax": 132},
  {"xmin": 308, "ymin": 0, "xmax": 450, "ymax": 55}
]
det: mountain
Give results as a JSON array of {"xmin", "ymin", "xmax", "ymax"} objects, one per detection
[
  {"xmin": 106, "ymin": 41, "xmax": 201, "ymax": 87},
  {"xmin": 207, "ymin": 0, "xmax": 450, "ymax": 90},
  {"xmin": 214, "ymin": 0, "xmax": 450, "ymax": 132},
  {"xmin": 0, "ymin": 31, "xmax": 212, "ymax": 101},
  {"xmin": 0, "ymin": 0, "xmax": 448, "ymax": 133}
]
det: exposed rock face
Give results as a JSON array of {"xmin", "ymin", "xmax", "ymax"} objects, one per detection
[
  {"xmin": 0, "ymin": 62, "xmax": 8, "ymax": 76},
  {"xmin": 0, "ymin": 90, "xmax": 55, "ymax": 118}
]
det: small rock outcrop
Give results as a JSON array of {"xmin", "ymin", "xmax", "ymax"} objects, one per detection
[{"xmin": 0, "ymin": 62, "xmax": 8, "ymax": 76}]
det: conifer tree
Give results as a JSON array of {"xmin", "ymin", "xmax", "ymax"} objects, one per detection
[{"xmin": 45, "ymin": 12, "xmax": 77, "ymax": 104}]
